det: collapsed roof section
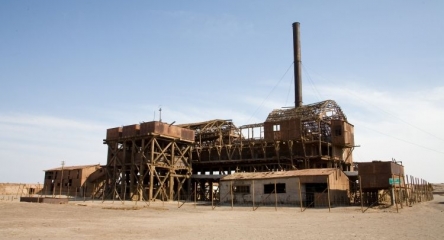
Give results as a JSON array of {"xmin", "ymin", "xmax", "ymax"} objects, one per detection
[
  {"xmin": 177, "ymin": 119, "xmax": 241, "ymax": 144},
  {"xmin": 265, "ymin": 100, "xmax": 347, "ymax": 123}
]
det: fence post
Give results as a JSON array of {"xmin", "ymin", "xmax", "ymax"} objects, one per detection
[
  {"xmin": 359, "ymin": 175, "xmax": 363, "ymax": 213},
  {"xmin": 274, "ymin": 180, "xmax": 277, "ymax": 211},
  {"xmin": 327, "ymin": 176, "xmax": 331, "ymax": 212},
  {"xmin": 252, "ymin": 180, "xmax": 255, "ymax": 211},
  {"xmin": 230, "ymin": 181, "xmax": 233, "ymax": 210},
  {"xmin": 298, "ymin": 178, "xmax": 303, "ymax": 212}
]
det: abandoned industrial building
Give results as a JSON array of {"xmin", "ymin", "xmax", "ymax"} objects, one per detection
[
  {"xmin": 219, "ymin": 168, "xmax": 349, "ymax": 207},
  {"xmin": 39, "ymin": 22, "xmax": 433, "ymax": 208},
  {"xmin": 43, "ymin": 164, "xmax": 104, "ymax": 197}
]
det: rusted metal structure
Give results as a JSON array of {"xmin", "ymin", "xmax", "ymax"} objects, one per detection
[
  {"xmin": 101, "ymin": 22, "xmax": 355, "ymax": 202},
  {"xmin": 178, "ymin": 100, "xmax": 354, "ymax": 200},
  {"xmin": 358, "ymin": 161, "xmax": 405, "ymax": 206},
  {"xmin": 103, "ymin": 121, "xmax": 195, "ymax": 201}
]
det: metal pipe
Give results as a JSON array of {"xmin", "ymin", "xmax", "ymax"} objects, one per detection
[{"xmin": 292, "ymin": 22, "xmax": 303, "ymax": 107}]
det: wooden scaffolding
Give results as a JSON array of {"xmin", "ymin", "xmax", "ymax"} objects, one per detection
[{"xmin": 103, "ymin": 121, "xmax": 195, "ymax": 201}]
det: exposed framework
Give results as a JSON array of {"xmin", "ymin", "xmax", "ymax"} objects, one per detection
[
  {"xmin": 177, "ymin": 100, "xmax": 355, "ymax": 201},
  {"xmin": 103, "ymin": 122, "xmax": 194, "ymax": 201}
]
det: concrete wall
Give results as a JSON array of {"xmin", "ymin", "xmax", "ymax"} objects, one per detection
[
  {"xmin": 219, "ymin": 170, "xmax": 350, "ymax": 206},
  {"xmin": 220, "ymin": 177, "xmax": 304, "ymax": 204}
]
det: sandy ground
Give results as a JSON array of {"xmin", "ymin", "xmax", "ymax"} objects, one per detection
[{"xmin": 0, "ymin": 192, "xmax": 443, "ymax": 240}]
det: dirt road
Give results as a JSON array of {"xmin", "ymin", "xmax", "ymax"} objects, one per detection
[{"xmin": 1, "ymin": 194, "xmax": 443, "ymax": 239}]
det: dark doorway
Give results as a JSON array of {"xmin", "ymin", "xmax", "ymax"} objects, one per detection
[{"xmin": 305, "ymin": 183, "xmax": 327, "ymax": 207}]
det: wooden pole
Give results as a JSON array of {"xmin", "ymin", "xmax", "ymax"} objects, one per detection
[
  {"xmin": 327, "ymin": 176, "xmax": 331, "ymax": 212},
  {"xmin": 405, "ymin": 175, "xmax": 410, "ymax": 206},
  {"xmin": 177, "ymin": 180, "xmax": 180, "ymax": 208},
  {"xmin": 230, "ymin": 181, "xmax": 233, "ymax": 210},
  {"xmin": 398, "ymin": 175, "xmax": 403, "ymax": 208},
  {"xmin": 194, "ymin": 182, "xmax": 197, "ymax": 209},
  {"xmin": 102, "ymin": 184, "xmax": 105, "ymax": 203},
  {"xmin": 359, "ymin": 175, "xmax": 363, "ymax": 213},
  {"xmin": 298, "ymin": 178, "xmax": 303, "ymax": 212},
  {"xmin": 123, "ymin": 182, "xmax": 127, "ymax": 204},
  {"xmin": 211, "ymin": 182, "xmax": 214, "ymax": 210},
  {"xmin": 411, "ymin": 175, "xmax": 414, "ymax": 203},
  {"xmin": 59, "ymin": 161, "xmax": 64, "ymax": 198},
  {"xmin": 92, "ymin": 183, "xmax": 95, "ymax": 203},
  {"xmin": 252, "ymin": 180, "xmax": 255, "ymax": 211},
  {"xmin": 274, "ymin": 179, "xmax": 277, "ymax": 211},
  {"xmin": 37, "ymin": 182, "xmax": 41, "ymax": 203},
  {"xmin": 112, "ymin": 181, "xmax": 116, "ymax": 204}
]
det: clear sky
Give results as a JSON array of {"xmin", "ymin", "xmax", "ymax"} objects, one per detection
[{"xmin": 1, "ymin": 1, "xmax": 443, "ymax": 183}]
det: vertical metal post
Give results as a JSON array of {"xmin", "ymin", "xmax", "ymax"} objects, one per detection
[{"xmin": 392, "ymin": 174, "xmax": 398, "ymax": 213}]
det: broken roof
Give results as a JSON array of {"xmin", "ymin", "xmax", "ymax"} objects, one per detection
[{"xmin": 265, "ymin": 100, "xmax": 347, "ymax": 122}]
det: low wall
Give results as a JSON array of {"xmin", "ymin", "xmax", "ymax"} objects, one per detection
[{"xmin": 0, "ymin": 183, "xmax": 43, "ymax": 196}]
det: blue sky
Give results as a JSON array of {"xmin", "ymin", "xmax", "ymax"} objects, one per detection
[{"xmin": 1, "ymin": 1, "xmax": 443, "ymax": 183}]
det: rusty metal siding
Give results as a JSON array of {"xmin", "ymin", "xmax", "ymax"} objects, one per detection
[
  {"xmin": 139, "ymin": 122, "xmax": 195, "ymax": 142},
  {"xmin": 181, "ymin": 129, "xmax": 195, "ymax": 142},
  {"xmin": 331, "ymin": 120, "xmax": 354, "ymax": 147},
  {"xmin": 281, "ymin": 118, "xmax": 301, "ymax": 140},
  {"xmin": 359, "ymin": 161, "xmax": 405, "ymax": 189},
  {"xmin": 122, "ymin": 124, "xmax": 140, "ymax": 138},
  {"xmin": 106, "ymin": 127, "xmax": 122, "ymax": 140},
  {"xmin": 264, "ymin": 119, "xmax": 301, "ymax": 141}
]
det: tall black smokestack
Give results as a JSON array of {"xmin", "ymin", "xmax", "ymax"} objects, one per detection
[{"xmin": 292, "ymin": 22, "xmax": 302, "ymax": 108}]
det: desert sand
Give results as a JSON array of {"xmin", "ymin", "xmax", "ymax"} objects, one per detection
[{"xmin": 1, "ymin": 188, "xmax": 443, "ymax": 240}]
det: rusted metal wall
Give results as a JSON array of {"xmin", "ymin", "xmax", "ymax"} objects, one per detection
[
  {"xmin": 140, "ymin": 121, "xmax": 194, "ymax": 142},
  {"xmin": 331, "ymin": 120, "xmax": 354, "ymax": 147},
  {"xmin": 359, "ymin": 161, "xmax": 405, "ymax": 190},
  {"xmin": 122, "ymin": 124, "xmax": 140, "ymax": 138},
  {"xmin": 264, "ymin": 119, "xmax": 301, "ymax": 141},
  {"xmin": 106, "ymin": 127, "xmax": 122, "ymax": 140}
]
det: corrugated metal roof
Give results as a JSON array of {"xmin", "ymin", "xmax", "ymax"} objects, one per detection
[
  {"xmin": 44, "ymin": 164, "xmax": 102, "ymax": 171},
  {"xmin": 220, "ymin": 168, "xmax": 337, "ymax": 181}
]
